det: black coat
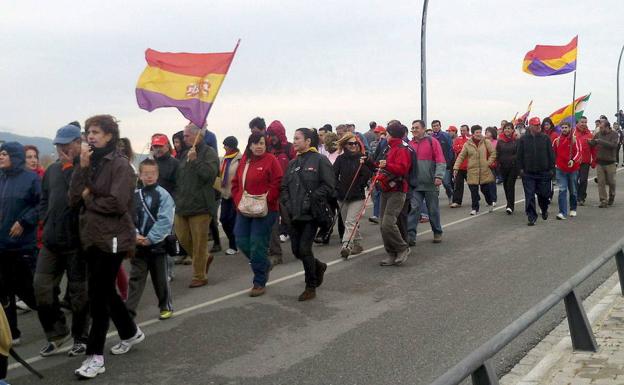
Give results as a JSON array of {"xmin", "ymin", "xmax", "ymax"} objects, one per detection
[
  {"xmin": 517, "ymin": 132, "xmax": 555, "ymax": 173},
  {"xmin": 40, "ymin": 161, "xmax": 80, "ymax": 251},
  {"xmin": 155, "ymin": 153, "xmax": 179, "ymax": 197},
  {"xmin": 333, "ymin": 152, "xmax": 372, "ymax": 201},
  {"xmin": 496, "ymin": 138, "xmax": 518, "ymax": 169}
]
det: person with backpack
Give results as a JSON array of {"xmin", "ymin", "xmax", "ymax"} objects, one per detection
[
  {"xmin": 407, "ymin": 120, "xmax": 446, "ymax": 245},
  {"xmin": 125, "ymin": 159, "xmax": 175, "ymax": 321},
  {"xmin": 376, "ymin": 122, "xmax": 411, "ymax": 266},
  {"xmin": 280, "ymin": 128, "xmax": 334, "ymax": 301},
  {"xmin": 266, "ymin": 120, "xmax": 296, "ymax": 264},
  {"xmin": 333, "ymin": 132, "xmax": 372, "ymax": 258},
  {"xmin": 552, "ymin": 122, "xmax": 581, "ymax": 220},
  {"xmin": 453, "ymin": 125, "xmax": 497, "ymax": 215}
]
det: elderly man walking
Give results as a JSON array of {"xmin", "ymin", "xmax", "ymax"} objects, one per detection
[{"xmin": 174, "ymin": 123, "xmax": 219, "ymax": 288}]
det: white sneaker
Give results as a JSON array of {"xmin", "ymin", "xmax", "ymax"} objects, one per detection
[
  {"xmin": 225, "ymin": 248, "xmax": 238, "ymax": 255},
  {"xmin": 569, "ymin": 210, "xmax": 577, "ymax": 217},
  {"xmin": 506, "ymin": 207, "xmax": 513, "ymax": 215},
  {"xmin": 492, "ymin": 201, "xmax": 497, "ymax": 207},
  {"xmin": 279, "ymin": 234, "xmax": 289, "ymax": 243},
  {"xmin": 556, "ymin": 213, "xmax": 566, "ymax": 220},
  {"xmin": 488, "ymin": 205, "xmax": 494, "ymax": 213},
  {"xmin": 15, "ymin": 299, "xmax": 31, "ymax": 312},
  {"xmin": 110, "ymin": 327, "xmax": 145, "ymax": 355},
  {"xmin": 470, "ymin": 210, "xmax": 477, "ymax": 216},
  {"xmin": 394, "ymin": 248, "xmax": 411, "ymax": 265},
  {"xmin": 75, "ymin": 356, "xmax": 105, "ymax": 379}
]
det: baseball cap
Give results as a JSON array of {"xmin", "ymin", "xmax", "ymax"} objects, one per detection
[
  {"xmin": 528, "ymin": 117, "xmax": 541, "ymax": 126},
  {"xmin": 151, "ymin": 134, "xmax": 169, "ymax": 146},
  {"xmin": 447, "ymin": 125, "xmax": 458, "ymax": 132},
  {"xmin": 373, "ymin": 125, "xmax": 386, "ymax": 133},
  {"xmin": 53, "ymin": 124, "xmax": 82, "ymax": 145}
]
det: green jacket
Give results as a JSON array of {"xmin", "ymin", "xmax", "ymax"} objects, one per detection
[{"xmin": 175, "ymin": 141, "xmax": 219, "ymax": 217}]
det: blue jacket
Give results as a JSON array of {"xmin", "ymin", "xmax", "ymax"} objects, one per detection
[
  {"xmin": 203, "ymin": 130, "xmax": 218, "ymax": 156},
  {"xmin": 134, "ymin": 184, "xmax": 175, "ymax": 246},
  {"xmin": 0, "ymin": 142, "xmax": 41, "ymax": 252},
  {"xmin": 431, "ymin": 130, "xmax": 454, "ymax": 168}
]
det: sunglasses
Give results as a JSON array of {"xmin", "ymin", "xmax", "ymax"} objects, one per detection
[{"xmin": 346, "ymin": 142, "xmax": 359, "ymax": 146}]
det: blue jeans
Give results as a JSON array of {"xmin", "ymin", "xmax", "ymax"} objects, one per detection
[
  {"xmin": 234, "ymin": 211, "xmax": 278, "ymax": 287},
  {"xmin": 407, "ymin": 190, "xmax": 442, "ymax": 242},
  {"xmin": 442, "ymin": 170, "xmax": 454, "ymax": 200},
  {"xmin": 556, "ymin": 169, "xmax": 578, "ymax": 216}
]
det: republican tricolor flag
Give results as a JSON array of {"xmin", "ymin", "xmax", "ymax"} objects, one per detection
[
  {"xmin": 522, "ymin": 36, "xmax": 577, "ymax": 77},
  {"xmin": 136, "ymin": 41, "xmax": 239, "ymax": 127}
]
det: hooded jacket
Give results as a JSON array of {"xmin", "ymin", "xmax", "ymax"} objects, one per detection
[
  {"xmin": 267, "ymin": 120, "xmax": 296, "ymax": 173},
  {"xmin": 231, "ymin": 152, "xmax": 283, "ymax": 212},
  {"xmin": 0, "ymin": 142, "xmax": 41, "ymax": 252},
  {"xmin": 172, "ymin": 131, "xmax": 188, "ymax": 160},
  {"xmin": 574, "ymin": 127, "xmax": 595, "ymax": 164},
  {"xmin": 453, "ymin": 137, "xmax": 497, "ymax": 185},
  {"xmin": 496, "ymin": 132, "xmax": 518, "ymax": 169}
]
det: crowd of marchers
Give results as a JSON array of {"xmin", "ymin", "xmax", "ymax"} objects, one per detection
[{"xmin": 0, "ymin": 111, "xmax": 623, "ymax": 382}]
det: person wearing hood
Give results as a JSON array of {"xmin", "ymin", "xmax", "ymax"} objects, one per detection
[
  {"xmin": 171, "ymin": 131, "xmax": 188, "ymax": 160},
  {"xmin": 333, "ymin": 132, "xmax": 372, "ymax": 258},
  {"xmin": 34, "ymin": 124, "xmax": 90, "ymax": 358},
  {"xmin": 266, "ymin": 120, "xmax": 295, "ymax": 263},
  {"xmin": 496, "ymin": 122, "xmax": 519, "ymax": 214},
  {"xmin": 450, "ymin": 124, "xmax": 470, "ymax": 208},
  {"xmin": 453, "ymin": 125, "xmax": 497, "ymax": 215},
  {"xmin": 553, "ymin": 121, "xmax": 581, "ymax": 219},
  {"xmin": 68, "ymin": 115, "xmax": 144, "ymax": 379},
  {"xmin": 574, "ymin": 116, "xmax": 595, "ymax": 206},
  {"xmin": 0, "ymin": 141, "xmax": 40, "ymax": 346},
  {"xmin": 541, "ymin": 117, "xmax": 559, "ymax": 142},
  {"xmin": 218, "ymin": 136, "xmax": 243, "ymax": 255}
]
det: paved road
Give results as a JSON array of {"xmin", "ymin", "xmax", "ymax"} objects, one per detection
[{"xmin": 8, "ymin": 169, "xmax": 624, "ymax": 385}]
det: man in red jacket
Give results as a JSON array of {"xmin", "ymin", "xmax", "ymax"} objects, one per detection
[
  {"xmin": 450, "ymin": 124, "xmax": 470, "ymax": 207},
  {"xmin": 377, "ymin": 122, "xmax": 411, "ymax": 266},
  {"xmin": 553, "ymin": 122, "xmax": 581, "ymax": 220},
  {"xmin": 574, "ymin": 116, "xmax": 595, "ymax": 206}
]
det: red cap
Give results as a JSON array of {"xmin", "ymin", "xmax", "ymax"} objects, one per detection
[
  {"xmin": 373, "ymin": 125, "xmax": 386, "ymax": 133},
  {"xmin": 528, "ymin": 117, "xmax": 541, "ymax": 126},
  {"xmin": 447, "ymin": 125, "xmax": 458, "ymax": 132},
  {"xmin": 151, "ymin": 134, "xmax": 168, "ymax": 146}
]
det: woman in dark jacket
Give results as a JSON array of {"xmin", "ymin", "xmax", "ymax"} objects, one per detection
[
  {"xmin": 496, "ymin": 122, "xmax": 519, "ymax": 214},
  {"xmin": 68, "ymin": 115, "xmax": 143, "ymax": 379},
  {"xmin": 0, "ymin": 141, "xmax": 40, "ymax": 344},
  {"xmin": 280, "ymin": 128, "xmax": 335, "ymax": 301},
  {"xmin": 171, "ymin": 131, "xmax": 188, "ymax": 160},
  {"xmin": 333, "ymin": 132, "xmax": 372, "ymax": 258}
]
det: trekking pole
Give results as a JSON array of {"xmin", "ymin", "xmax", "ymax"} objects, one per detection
[
  {"xmin": 340, "ymin": 170, "xmax": 382, "ymax": 259},
  {"xmin": 9, "ymin": 348, "xmax": 44, "ymax": 379},
  {"xmin": 323, "ymin": 162, "xmax": 364, "ymax": 241}
]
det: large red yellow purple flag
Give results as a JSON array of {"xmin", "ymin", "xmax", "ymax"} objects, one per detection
[
  {"xmin": 522, "ymin": 36, "xmax": 577, "ymax": 76},
  {"xmin": 136, "ymin": 41, "xmax": 239, "ymax": 127}
]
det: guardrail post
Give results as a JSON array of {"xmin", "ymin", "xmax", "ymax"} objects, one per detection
[
  {"xmin": 615, "ymin": 250, "xmax": 624, "ymax": 296},
  {"xmin": 471, "ymin": 360, "xmax": 499, "ymax": 385},
  {"xmin": 564, "ymin": 289, "xmax": 597, "ymax": 352}
]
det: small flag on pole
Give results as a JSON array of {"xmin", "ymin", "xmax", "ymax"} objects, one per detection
[
  {"xmin": 548, "ymin": 93, "xmax": 591, "ymax": 126},
  {"xmin": 515, "ymin": 100, "xmax": 533, "ymax": 125},
  {"xmin": 522, "ymin": 36, "xmax": 577, "ymax": 77},
  {"xmin": 136, "ymin": 40, "xmax": 240, "ymax": 127}
]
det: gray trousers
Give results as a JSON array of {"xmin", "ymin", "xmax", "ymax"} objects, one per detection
[
  {"xmin": 34, "ymin": 246, "xmax": 89, "ymax": 342},
  {"xmin": 126, "ymin": 248, "xmax": 173, "ymax": 318},
  {"xmin": 380, "ymin": 191, "xmax": 408, "ymax": 255},
  {"xmin": 597, "ymin": 163, "xmax": 616, "ymax": 204}
]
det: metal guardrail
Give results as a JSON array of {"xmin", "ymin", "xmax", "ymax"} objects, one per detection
[{"xmin": 429, "ymin": 238, "xmax": 624, "ymax": 385}]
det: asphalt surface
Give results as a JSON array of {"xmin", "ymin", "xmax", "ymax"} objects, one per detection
[{"xmin": 7, "ymin": 168, "xmax": 624, "ymax": 385}]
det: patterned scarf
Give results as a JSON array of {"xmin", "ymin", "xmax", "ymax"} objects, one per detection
[{"xmin": 220, "ymin": 150, "xmax": 239, "ymax": 187}]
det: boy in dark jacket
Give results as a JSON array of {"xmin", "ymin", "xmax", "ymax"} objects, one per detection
[
  {"xmin": 34, "ymin": 124, "xmax": 89, "ymax": 357},
  {"xmin": 0, "ymin": 141, "xmax": 40, "ymax": 345},
  {"xmin": 126, "ymin": 159, "xmax": 175, "ymax": 321}
]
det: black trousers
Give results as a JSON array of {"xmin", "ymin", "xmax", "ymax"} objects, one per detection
[
  {"xmin": 577, "ymin": 163, "xmax": 590, "ymax": 201},
  {"xmin": 219, "ymin": 198, "xmax": 237, "ymax": 250},
  {"xmin": 85, "ymin": 247, "xmax": 137, "ymax": 355},
  {"xmin": 34, "ymin": 246, "xmax": 89, "ymax": 343},
  {"xmin": 468, "ymin": 184, "xmax": 494, "ymax": 211},
  {"xmin": 500, "ymin": 166, "xmax": 519, "ymax": 211},
  {"xmin": 452, "ymin": 170, "xmax": 467, "ymax": 204},
  {"xmin": 522, "ymin": 172, "xmax": 552, "ymax": 222},
  {"xmin": 0, "ymin": 250, "xmax": 37, "ymax": 340},
  {"xmin": 290, "ymin": 221, "xmax": 323, "ymax": 289}
]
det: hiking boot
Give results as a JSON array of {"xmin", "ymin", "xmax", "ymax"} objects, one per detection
[
  {"xmin": 159, "ymin": 310, "xmax": 173, "ymax": 320},
  {"xmin": 249, "ymin": 286, "xmax": 266, "ymax": 297},
  {"xmin": 189, "ymin": 279, "xmax": 208, "ymax": 288},
  {"xmin": 527, "ymin": 219, "xmax": 536, "ymax": 226},
  {"xmin": 609, "ymin": 196, "xmax": 615, "ymax": 206},
  {"xmin": 210, "ymin": 244, "xmax": 222, "ymax": 253},
  {"xmin": 68, "ymin": 342, "xmax": 87, "ymax": 357},
  {"xmin": 408, "ymin": 240, "xmax": 416, "ymax": 247},
  {"xmin": 379, "ymin": 255, "xmax": 396, "ymax": 266},
  {"xmin": 75, "ymin": 356, "xmax": 105, "ymax": 379},
  {"xmin": 298, "ymin": 288, "xmax": 316, "ymax": 301},
  {"xmin": 110, "ymin": 328, "xmax": 145, "ymax": 355},
  {"xmin": 394, "ymin": 248, "xmax": 410, "ymax": 265},
  {"xmin": 40, "ymin": 333, "xmax": 71, "ymax": 357},
  {"xmin": 340, "ymin": 246, "xmax": 351, "ymax": 259},
  {"xmin": 433, "ymin": 233, "xmax": 442, "ymax": 243},
  {"xmin": 351, "ymin": 244, "xmax": 364, "ymax": 255},
  {"xmin": 205, "ymin": 255, "xmax": 214, "ymax": 273},
  {"xmin": 316, "ymin": 261, "xmax": 328, "ymax": 287}
]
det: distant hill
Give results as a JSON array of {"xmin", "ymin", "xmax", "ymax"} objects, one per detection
[{"xmin": 0, "ymin": 131, "xmax": 56, "ymax": 157}]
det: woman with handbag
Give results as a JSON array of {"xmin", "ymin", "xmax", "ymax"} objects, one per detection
[
  {"xmin": 231, "ymin": 133, "xmax": 283, "ymax": 297},
  {"xmin": 281, "ymin": 128, "xmax": 335, "ymax": 301}
]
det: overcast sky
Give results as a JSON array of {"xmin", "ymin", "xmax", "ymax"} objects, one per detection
[{"xmin": 2, "ymin": 0, "xmax": 622, "ymax": 153}]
